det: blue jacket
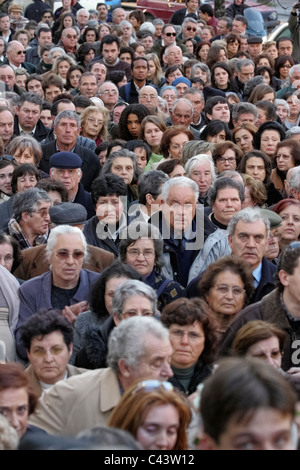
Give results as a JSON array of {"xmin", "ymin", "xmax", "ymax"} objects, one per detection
[{"xmin": 15, "ymin": 269, "xmax": 100, "ymax": 361}]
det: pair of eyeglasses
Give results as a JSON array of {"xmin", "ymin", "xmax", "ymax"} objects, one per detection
[
  {"xmin": 55, "ymin": 250, "xmax": 85, "ymax": 260},
  {"xmin": 16, "ymin": 51, "xmax": 25, "ymax": 55},
  {"xmin": 214, "ymin": 284, "xmax": 245, "ymax": 297},
  {"xmin": 166, "ymin": 32, "xmax": 176, "ymax": 37},
  {"xmin": 187, "ymin": 27, "xmax": 197, "ymax": 32},
  {"xmin": 132, "ymin": 380, "xmax": 173, "ymax": 395},
  {"xmin": 217, "ymin": 157, "xmax": 236, "ymax": 164}
]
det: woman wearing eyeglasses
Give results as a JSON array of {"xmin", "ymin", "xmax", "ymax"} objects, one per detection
[
  {"xmin": 80, "ymin": 105, "xmax": 109, "ymax": 146},
  {"xmin": 108, "ymin": 379, "xmax": 192, "ymax": 450},
  {"xmin": 212, "ymin": 140, "xmax": 243, "ymax": 174},
  {"xmin": 14, "ymin": 225, "xmax": 100, "ymax": 363},
  {"xmin": 198, "ymin": 255, "xmax": 254, "ymax": 342},
  {"xmin": 160, "ymin": 297, "xmax": 218, "ymax": 397}
]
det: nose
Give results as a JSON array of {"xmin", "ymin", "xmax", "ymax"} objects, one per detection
[
  {"xmin": 157, "ymin": 430, "xmax": 169, "ymax": 449},
  {"xmin": 161, "ymin": 362, "xmax": 173, "ymax": 379},
  {"xmin": 43, "ymin": 350, "xmax": 54, "ymax": 362},
  {"xmin": 10, "ymin": 412, "xmax": 20, "ymax": 430},
  {"xmin": 180, "ymin": 331, "xmax": 189, "ymax": 345},
  {"xmin": 224, "ymin": 288, "xmax": 234, "ymax": 299}
]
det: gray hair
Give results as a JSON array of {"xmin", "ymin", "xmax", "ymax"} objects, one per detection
[
  {"xmin": 137, "ymin": 170, "xmax": 169, "ymax": 205},
  {"xmin": 286, "ymin": 126, "xmax": 300, "ymax": 138},
  {"xmin": 161, "ymin": 176, "xmax": 199, "ymax": 203},
  {"xmin": 159, "ymin": 85, "xmax": 178, "ymax": 98},
  {"xmin": 119, "ymin": 221, "xmax": 165, "ymax": 271},
  {"xmin": 76, "ymin": 8, "xmax": 89, "ymax": 16},
  {"xmin": 101, "ymin": 149, "xmax": 141, "ymax": 184},
  {"xmin": 119, "ymin": 20, "xmax": 132, "ymax": 29},
  {"xmin": 190, "ymin": 63, "xmax": 211, "ymax": 84},
  {"xmin": 45, "ymin": 225, "xmax": 88, "ymax": 261},
  {"xmin": 207, "ymin": 177, "xmax": 245, "ymax": 207},
  {"xmin": 232, "ymin": 102, "xmax": 258, "ymax": 122},
  {"xmin": 227, "ymin": 207, "xmax": 270, "ymax": 237},
  {"xmin": 290, "ymin": 64, "xmax": 300, "ymax": 79},
  {"xmin": 18, "ymin": 92, "xmax": 43, "ymax": 110},
  {"xmin": 235, "ymin": 58, "xmax": 254, "ymax": 72},
  {"xmin": 182, "ymin": 17, "xmax": 197, "ymax": 27},
  {"xmin": 164, "ymin": 44, "xmax": 182, "ymax": 57},
  {"xmin": 172, "ymin": 97, "xmax": 193, "ymax": 115},
  {"xmin": 107, "ymin": 316, "xmax": 169, "ymax": 374},
  {"xmin": 183, "ymin": 87, "xmax": 204, "ymax": 100},
  {"xmin": 274, "ymin": 99, "xmax": 290, "ymax": 116},
  {"xmin": 54, "ymin": 110, "xmax": 81, "ymax": 128},
  {"xmin": 111, "ymin": 279, "xmax": 157, "ymax": 320},
  {"xmin": 48, "ymin": 47, "xmax": 65, "ymax": 60},
  {"xmin": 12, "ymin": 187, "xmax": 51, "ymax": 223},
  {"xmin": 185, "ymin": 154, "xmax": 216, "ymax": 182},
  {"xmin": 181, "ymin": 140, "xmax": 215, "ymax": 165},
  {"xmin": 288, "ymin": 166, "xmax": 300, "ymax": 191}
]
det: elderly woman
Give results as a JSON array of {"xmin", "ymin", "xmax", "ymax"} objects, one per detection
[
  {"xmin": 101, "ymin": 149, "xmax": 142, "ymax": 204},
  {"xmin": 74, "ymin": 279, "xmax": 158, "ymax": 369},
  {"xmin": 253, "ymin": 121, "xmax": 286, "ymax": 162},
  {"xmin": 212, "ymin": 141, "xmax": 243, "ymax": 174},
  {"xmin": 199, "ymin": 255, "xmax": 254, "ymax": 341},
  {"xmin": 108, "ymin": 379, "xmax": 192, "ymax": 450},
  {"xmin": 231, "ymin": 320, "xmax": 286, "ymax": 369},
  {"xmin": 119, "ymin": 221, "xmax": 186, "ymax": 311},
  {"xmin": 181, "ymin": 141, "xmax": 215, "ymax": 166},
  {"xmin": 71, "ymin": 261, "xmax": 142, "ymax": 362},
  {"xmin": 6, "ymin": 136, "xmax": 42, "ymax": 167},
  {"xmin": 270, "ymin": 139, "xmax": 300, "ymax": 193},
  {"xmin": 160, "ymin": 297, "xmax": 219, "ymax": 395},
  {"xmin": 185, "ymin": 154, "xmax": 216, "ymax": 206},
  {"xmin": 14, "ymin": 225, "xmax": 100, "ymax": 362},
  {"xmin": 80, "ymin": 105, "xmax": 109, "ymax": 146}
]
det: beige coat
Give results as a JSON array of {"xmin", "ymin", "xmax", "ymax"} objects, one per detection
[
  {"xmin": 28, "ymin": 368, "xmax": 122, "ymax": 436},
  {"xmin": 25, "ymin": 363, "xmax": 88, "ymax": 398}
]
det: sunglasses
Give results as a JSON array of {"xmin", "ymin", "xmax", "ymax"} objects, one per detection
[
  {"xmin": 132, "ymin": 380, "xmax": 174, "ymax": 395},
  {"xmin": 187, "ymin": 27, "xmax": 197, "ymax": 32},
  {"xmin": 16, "ymin": 51, "xmax": 25, "ymax": 55},
  {"xmin": 166, "ymin": 32, "xmax": 177, "ymax": 37},
  {"xmin": 55, "ymin": 250, "xmax": 85, "ymax": 260}
]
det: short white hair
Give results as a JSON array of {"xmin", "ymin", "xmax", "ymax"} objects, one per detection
[
  {"xmin": 185, "ymin": 154, "xmax": 216, "ymax": 182},
  {"xmin": 161, "ymin": 176, "xmax": 199, "ymax": 203},
  {"xmin": 46, "ymin": 225, "xmax": 88, "ymax": 261}
]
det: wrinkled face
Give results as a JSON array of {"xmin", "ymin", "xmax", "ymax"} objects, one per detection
[
  {"xmin": 49, "ymin": 233, "xmax": 85, "ymax": 288},
  {"xmin": 90, "ymin": 63, "xmax": 107, "ymax": 84},
  {"xmin": 260, "ymin": 130, "xmax": 281, "ymax": 158},
  {"xmin": 83, "ymin": 112, "xmax": 104, "ymax": 139},
  {"xmin": 161, "ymin": 89, "xmax": 177, "ymax": 111},
  {"xmin": 136, "ymin": 405, "xmax": 180, "ymax": 451},
  {"xmin": 117, "ymin": 295, "xmax": 154, "ymax": 323},
  {"xmin": 16, "ymin": 173, "xmax": 37, "ymax": 193},
  {"xmin": 169, "ymin": 321, "xmax": 205, "ymax": 368},
  {"xmin": 96, "ymin": 194, "xmax": 123, "ymax": 225},
  {"xmin": 212, "ymin": 188, "xmax": 242, "ymax": 226},
  {"xmin": 171, "ymin": 103, "xmax": 193, "ymax": 127},
  {"xmin": 17, "ymin": 101, "xmax": 41, "ymax": 132},
  {"xmin": 54, "ymin": 118, "xmax": 80, "ymax": 146},
  {"xmin": 125, "ymin": 238, "xmax": 156, "ymax": 277},
  {"xmin": 183, "ymin": 21, "xmax": 197, "ymax": 39},
  {"xmin": 61, "ymin": 28, "xmax": 78, "ymax": 50},
  {"xmin": 77, "ymin": 11, "xmax": 89, "ymax": 26},
  {"xmin": 189, "ymin": 161, "xmax": 212, "ymax": 196},
  {"xmin": 27, "ymin": 331, "xmax": 72, "ymax": 385},
  {"xmin": 276, "ymin": 105, "xmax": 289, "ymax": 123},
  {"xmin": 111, "ymin": 157, "xmax": 134, "ymax": 185},
  {"xmin": 0, "ymin": 387, "xmax": 29, "ymax": 438},
  {"xmin": 229, "ymin": 220, "xmax": 268, "ymax": 270},
  {"xmin": 164, "ymin": 46, "xmax": 182, "ymax": 66},
  {"xmin": 217, "ymin": 19, "xmax": 229, "ymax": 36},
  {"xmin": 276, "ymin": 146, "xmax": 294, "ymax": 172},
  {"xmin": 78, "ymin": 75, "xmax": 98, "ymax": 98},
  {"xmin": 216, "ymin": 148, "xmax": 237, "ymax": 173},
  {"xmin": 22, "ymin": 201, "xmax": 51, "ymax": 237},
  {"xmin": 139, "ymin": 88, "xmax": 158, "ymax": 113},
  {"xmin": 14, "ymin": 148, "xmax": 35, "ymax": 165},
  {"xmin": 206, "ymin": 270, "xmax": 245, "ymax": 317},
  {"xmin": 50, "ymin": 167, "xmax": 81, "ymax": 194},
  {"xmin": 247, "ymin": 336, "xmax": 282, "ymax": 369},
  {"xmin": 0, "ymin": 163, "xmax": 14, "ymax": 196},
  {"xmin": 163, "ymin": 185, "xmax": 197, "ymax": 233},
  {"xmin": 0, "ymin": 242, "xmax": 13, "ymax": 271},
  {"xmin": 238, "ymin": 64, "xmax": 254, "ymax": 84}
]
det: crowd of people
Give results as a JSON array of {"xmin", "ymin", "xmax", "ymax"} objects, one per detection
[{"xmin": 1, "ymin": 0, "xmax": 300, "ymax": 452}]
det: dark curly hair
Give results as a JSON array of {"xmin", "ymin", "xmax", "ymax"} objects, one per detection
[{"xmin": 117, "ymin": 104, "xmax": 150, "ymax": 141}]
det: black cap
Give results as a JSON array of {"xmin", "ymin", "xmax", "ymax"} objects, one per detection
[
  {"xmin": 49, "ymin": 203, "xmax": 87, "ymax": 226},
  {"xmin": 247, "ymin": 36, "xmax": 263, "ymax": 44},
  {"xmin": 49, "ymin": 152, "xmax": 82, "ymax": 169}
]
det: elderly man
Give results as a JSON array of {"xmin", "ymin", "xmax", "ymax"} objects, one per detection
[
  {"xmin": 247, "ymin": 36, "xmax": 263, "ymax": 60},
  {"xmin": 49, "ymin": 152, "xmax": 95, "ymax": 219},
  {"xmin": 14, "ymin": 225, "xmax": 100, "ymax": 361},
  {"xmin": 232, "ymin": 58, "xmax": 255, "ymax": 100},
  {"xmin": 180, "ymin": 17, "xmax": 200, "ymax": 42},
  {"xmin": 169, "ymin": 98, "xmax": 201, "ymax": 140},
  {"xmin": 0, "ymin": 105, "xmax": 14, "ymax": 150},
  {"xmin": 98, "ymin": 81, "xmax": 119, "ymax": 111},
  {"xmin": 5, "ymin": 40, "xmax": 36, "ymax": 74},
  {"xmin": 138, "ymin": 85, "xmax": 160, "ymax": 114},
  {"xmin": 162, "ymin": 45, "xmax": 183, "ymax": 68},
  {"xmin": 28, "ymin": 316, "xmax": 173, "ymax": 435},
  {"xmin": 60, "ymin": 27, "xmax": 78, "ymax": 54},
  {"xmin": 74, "ymin": 279, "xmax": 158, "ymax": 369},
  {"xmin": 119, "ymin": 57, "xmax": 149, "ymax": 104},
  {"xmin": 83, "ymin": 173, "xmax": 127, "ymax": 257},
  {"xmin": 276, "ymin": 64, "xmax": 300, "ymax": 99},
  {"xmin": 8, "ymin": 187, "xmax": 51, "ymax": 251},
  {"xmin": 12, "ymin": 202, "xmax": 114, "ymax": 281},
  {"xmin": 21, "ymin": 310, "xmax": 87, "ymax": 398},
  {"xmin": 287, "ymin": 166, "xmax": 300, "ymax": 200},
  {"xmin": 0, "ymin": 64, "xmax": 25, "ymax": 95},
  {"xmin": 76, "ymin": 8, "xmax": 89, "ymax": 30},
  {"xmin": 13, "ymin": 91, "xmax": 48, "ymax": 142},
  {"xmin": 119, "ymin": 20, "xmax": 135, "ymax": 46},
  {"xmin": 112, "ymin": 7, "xmax": 126, "ymax": 24},
  {"xmin": 219, "ymin": 239, "xmax": 300, "ymax": 373},
  {"xmin": 183, "ymin": 88, "xmax": 205, "ymax": 131},
  {"xmin": 149, "ymin": 176, "xmax": 216, "ymax": 287},
  {"xmin": 39, "ymin": 110, "xmax": 100, "ymax": 192}
]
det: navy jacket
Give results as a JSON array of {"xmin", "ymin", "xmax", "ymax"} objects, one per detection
[{"xmin": 74, "ymin": 182, "xmax": 95, "ymax": 220}]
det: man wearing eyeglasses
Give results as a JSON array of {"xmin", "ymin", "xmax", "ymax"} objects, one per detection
[
  {"xmin": 179, "ymin": 18, "xmax": 201, "ymax": 43},
  {"xmin": 98, "ymin": 81, "xmax": 119, "ymax": 112},
  {"xmin": 4, "ymin": 41, "xmax": 36, "ymax": 74},
  {"xmin": 150, "ymin": 24, "xmax": 187, "ymax": 57},
  {"xmin": 60, "ymin": 27, "xmax": 78, "ymax": 55}
]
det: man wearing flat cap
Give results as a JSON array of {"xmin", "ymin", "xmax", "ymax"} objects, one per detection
[
  {"xmin": 247, "ymin": 36, "xmax": 263, "ymax": 61},
  {"xmin": 13, "ymin": 202, "xmax": 114, "ymax": 281},
  {"xmin": 49, "ymin": 152, "xmax": 95, "ymax": 220}
]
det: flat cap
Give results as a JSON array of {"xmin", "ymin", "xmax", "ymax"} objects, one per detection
[
  {"xmin": 247, "ymin": 36, "xmax": 263, "ymax": 44},
  {"xmin": 260, "ymin": 209, "xmax": 282, "ymax": 229},
  {"xmin": 49, "ymin": 152, "xmax": 82, "ymax": 169},
  {"xmin": 49, "ymin": 203, "xmax": 87, "ymax": 226}
]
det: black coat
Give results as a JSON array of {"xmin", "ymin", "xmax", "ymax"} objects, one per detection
[
  {"xmin": 83, "ymin": 215, "xmax": 120, "ymax": 257},
  {"xmin": 13, "ymin": 115, "xmax": 48, "ymax": 143},
  {"xmin": 74, "ymin": 183, "xmax": 95, "ymax": 220},
  {"xmin": 39, "ymin": 141, "xmax": 100, "ymax": 192},
  {"xmin": 169, "ymin": 360, "xmax": 213, "ymax": 395}
]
